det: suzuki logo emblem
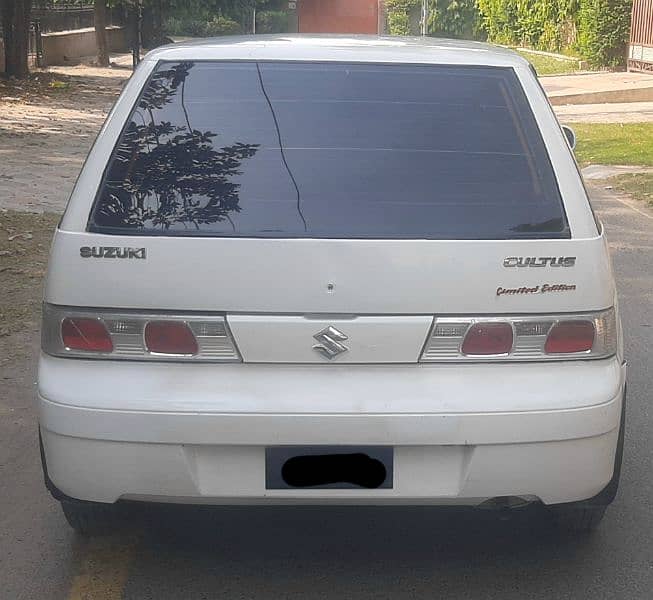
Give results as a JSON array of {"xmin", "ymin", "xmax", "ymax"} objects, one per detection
[{"xmin": 312, "ymin": 326, "xmax": 349, "ymax": 360}]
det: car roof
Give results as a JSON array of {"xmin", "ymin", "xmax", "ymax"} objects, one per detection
[{"xmin": 144, "ymin": 35, "xmax": 530, "ymax": 69}]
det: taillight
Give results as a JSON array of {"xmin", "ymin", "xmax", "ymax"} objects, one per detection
[
  {"xmin": 461, "ymin": 322, "xmax": 513, "ymax": 355},
  {"xmin": 61, "ymin": 317, "xmax": 113, "ymax": 352},
  {"xmin": 421, "ymin": 309, "xmax": 616, "ymax": 362},
  {"xmin": 42, "ymin": 305, "xmax": 240, "ymax": 362},
  {"xmin": 144, "ymin": 321, "xmax": 198, "ymax": 355},
  {"xmin": 545, "ymin": 321, "xmax": 594, "ymax": 354}
]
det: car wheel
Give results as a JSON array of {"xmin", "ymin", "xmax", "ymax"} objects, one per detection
[
  {"xmin": 547, "ymin": 387, "xmax": 625, "ymax": 534},
  {"xmin": 550, "ymin": 505, "xmax": 607, "ymax": 533},
  {"xmin": 61, "ymin": 500, "xmax": 124, "ymax": 536},
  {"xmin": 548, "ymin": 390, "xmax": 626, "ymax": 533}
]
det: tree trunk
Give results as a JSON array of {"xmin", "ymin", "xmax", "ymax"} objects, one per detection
[
  {"xmin": 94, "ymin": 0, "xmax": 109, "ymax": 67},
  {"xmin": 126, "ymin": 1, "xmax": 141, "ymax": 67},
  {"xmin": 141, "ymin": 0, "xmax": 164, "ymax": 49},
  {"xmin": 1, "ymin": 0, "xmax": 32, "ymax": 78}
]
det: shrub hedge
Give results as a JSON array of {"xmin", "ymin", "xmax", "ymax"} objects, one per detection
[
  {"xmin": 385, "ymin": 0, "xmax": 417, "ymax": 35},
  {"xmin": 255, "ymin": 10, "xmax": 288, "ymax": 34},
  {"xmin": 475, "ymin": 0, "xmax": 579, "ymax": 52},
  {"xmin": 385, "ymin": 0, "xmax": 633, "ymax": 67},
  {"xmin": 577, "ymin": 0, "xmax": 632, "ymax": 67},
  {"xmin": 164, "ymin": 15, "xmax": 242, "ymax": 37}
]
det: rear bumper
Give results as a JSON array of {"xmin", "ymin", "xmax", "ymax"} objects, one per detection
[{"xmin": 38, "ymin": 354, "xmax": 626, "ymax": 506}]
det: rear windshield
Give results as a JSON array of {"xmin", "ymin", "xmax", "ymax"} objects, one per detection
[{"xmin": 88, "ymin": 61, "xmax": 569, "ymax": 239}]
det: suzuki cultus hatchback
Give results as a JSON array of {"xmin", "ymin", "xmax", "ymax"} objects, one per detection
[{"xmin": 38, "ymin": 36, "xmax": 625, "ymax": 535}]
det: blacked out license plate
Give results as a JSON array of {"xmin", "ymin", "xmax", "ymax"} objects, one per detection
[{"xmin": 265, "ymin": 446, "xmax": 393, "ymax": 490}]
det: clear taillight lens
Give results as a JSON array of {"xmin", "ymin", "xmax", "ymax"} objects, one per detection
[
  {"xmin": 42, "ymin": 304, "xmax": 240, "ymax": 362},
  {"xmin": 421, "ymin": 309, "xmax": 616, "ymax": 362}
]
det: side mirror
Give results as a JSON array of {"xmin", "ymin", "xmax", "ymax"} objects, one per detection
[{"xmin": 562, "ymin": 125, "xmax": 576, "ymax": 150}]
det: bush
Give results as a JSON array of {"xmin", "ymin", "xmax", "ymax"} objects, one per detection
[
  {"xmin": 256, "ymin": 10, "xmax": 288, "ymax": 33},
  {"xmin": 385, "ymin": 0, "xmax": 419, "ymax": 36},
  {"xmin": 384, "ymin": 0, "xmax": 482, "ymax": 40},
  {"xmin": 577, "ymin": 0, "xmax": 631, "ymax": 67},
  {"xmin": 164, "ymin": 15, "xmax": 242, "ymax": 38},
  {"xmin": 427, "ymin": 0, "xmax": 481, "ymax": 39},
  {"xmin": 476, "ymin": 0, "xmax": 631, "ymax": 67},
  {"xmin": 476, "ymin": 0, "xmax": 579, "ymax": 52},
  {"xmin": 203, "ymin": 15, "xmax": 242, "ymax": 36}
]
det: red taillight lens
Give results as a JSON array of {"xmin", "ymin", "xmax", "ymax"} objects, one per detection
[
  {"xmin": 545, "ymin": 321, "xmax": 595, "ymax": 354},
  {"xmin": 144, "ymin": 321, "xmax": 198, "ymax": 355},
  {"xmin": 61, "ymin": 317, "xmax": 113, "ymax": 352},
  {"xmin": 461, "ymin": 322, "xmax": 513, "ymax": 355}
]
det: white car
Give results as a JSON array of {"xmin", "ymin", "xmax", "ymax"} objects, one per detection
[{"xmin": 38, "ymin": 35, "xmax": 625, "ymax": 535}]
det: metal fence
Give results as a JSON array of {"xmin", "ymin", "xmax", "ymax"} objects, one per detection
[
  {"xmin": 32, "ymin": 5, "xmax": 95, "ymax": 32},
  {"xmin": 31, "ymin": 3, "xmax": 123, "ymax": 34},
  {"xmin": 28, "ymin": 20, "xmax": 44, "ymax": 68},
  {"xmin": 629, "ymin": 0, "xmax": 653, "ymax": 72}
]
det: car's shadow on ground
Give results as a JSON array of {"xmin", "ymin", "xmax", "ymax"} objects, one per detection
[{"xmin": 111, "ymin": 503, "xmax": 602, "ymax": 598}]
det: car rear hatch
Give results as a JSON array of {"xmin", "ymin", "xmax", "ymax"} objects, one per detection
[{"xmin": 44, "ymin": 59, "xmax": 615, "ymax": 365}]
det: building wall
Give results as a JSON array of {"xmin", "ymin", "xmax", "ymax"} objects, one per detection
[
  {"xmin": 40, "ymin": 26, "xmax": 127, "ymax": 66},
  {"xmin": 298, "ymin": 0, "xmax": 380, "ymax": 34}
]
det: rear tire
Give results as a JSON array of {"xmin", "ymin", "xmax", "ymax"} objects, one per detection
[
  {"xmin": 547, "ymin": 385, "xmax": 625, "ymax": 534},
  {"xmin": 550, "ymin": 505, "xmax": 607, "ymax": 533},
  {"xmin": 61, "ymin": 500, "xmax": 124, "ymax": 536}
]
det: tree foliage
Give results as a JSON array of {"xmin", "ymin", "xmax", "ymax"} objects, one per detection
[
  {"xmin": 164, "ymin": 14, "xmax": 243, "ymax": 36},
  {"xmin": 577, "ymin": 0, "xmax": 632, "ymax": 67},
  {"xmin": 476, "ymin": 0, "xmax": 579, "ymax": 51},
  {"xmin": 384, "ymin": 0, "xmax": 417, "ymax": 36},
  {"xmin": 476, "ymin": 0, "xmax": 631, "ymax": 66},
  {"xmin": 428, "ymin": 0, "xmax": 480, "ymax": 39},
  {"xmin": 384, "ymin": 0, "xmax": 631, "ymax": 67},
  {"xmin": 385, "ymin": 0, "xmax": 480, "ymax": 39},
  {"xmin": 160, "ymin": 0, "xmax": 284, "ymax": 35},
  {"xmin": 255, "ymin": 9, "xmax": 287, "ymax": 33}
]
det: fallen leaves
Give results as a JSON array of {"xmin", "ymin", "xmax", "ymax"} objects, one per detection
[{"xmin": 7, "ymin": 233, "xmax": 33, "ymax": 242}]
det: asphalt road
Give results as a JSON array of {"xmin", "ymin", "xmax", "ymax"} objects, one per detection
[{"xmin": 1, "ymin": 184, "xmax": 651, "ymax": 600}]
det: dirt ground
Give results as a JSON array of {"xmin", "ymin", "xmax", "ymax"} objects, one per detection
[
  {"xmin": 0, "ymin": 62, "xmax": 131, "ymax": 213},
  {"xmin": 0, "ymin": 62, "xmax": 129, "ymax": 377},
  {"xmin": 0, "ymin": 211, "xmax": 58, "ymax": 340}
]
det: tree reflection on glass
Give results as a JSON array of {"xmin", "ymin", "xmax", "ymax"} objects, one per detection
[{"xmin": 93, "ymin": 62, "xmax": 259, "ymax": 232}]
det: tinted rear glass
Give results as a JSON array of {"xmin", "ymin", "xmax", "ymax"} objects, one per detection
[{"xmin": 89, "ymin": 61, "xmax": 569, "ymax": 239}]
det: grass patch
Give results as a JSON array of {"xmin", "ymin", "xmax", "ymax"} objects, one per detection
[
  {"xmin": 0, "ymin": 211, "xmax": 59, "ymax": 337},
  {"xmin": 572, "ymin": 123, "xmax": 653, "ymax": 166},
  {"xmin": 609, "ymin": 173, "xmax": 653, "ymax": 207},
  {"xmin": 514, "ymin": 49, "xmax": 582, "ymax": 75}
]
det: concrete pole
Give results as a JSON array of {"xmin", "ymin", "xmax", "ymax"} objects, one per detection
[{"xmin": 421, "ymin": 0, "xmax": 428, "ymax": 36}]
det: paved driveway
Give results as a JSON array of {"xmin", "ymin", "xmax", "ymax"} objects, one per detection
[{"xmin": 555, "ymin": 101, "xmax": 653, "ymax": 123}]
